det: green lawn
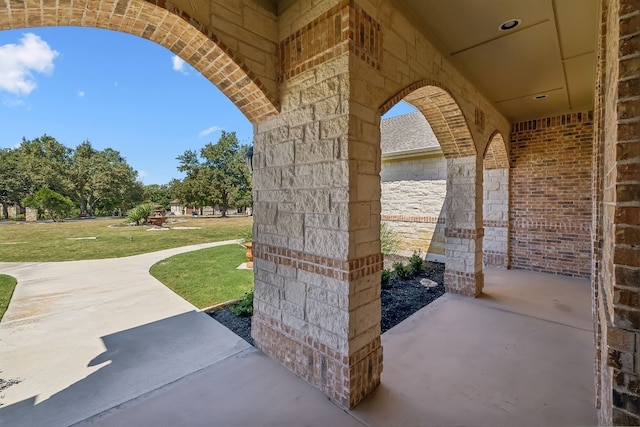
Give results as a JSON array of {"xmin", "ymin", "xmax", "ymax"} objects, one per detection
[
  {"xmin": 150, "ymin": 244, "xmax": 253, "ymax": 308},
  {"xmin": 0, "ymin": 274, "xmax": 17, "ymax": 321},
  {"xmin": 0, "ymin": 216, "xmax": 253, "ymax": 262}
]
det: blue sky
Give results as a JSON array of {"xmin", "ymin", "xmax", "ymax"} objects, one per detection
[{"xmin": 0, "ymin": 27, "xmax": 415, "ymax": 185}]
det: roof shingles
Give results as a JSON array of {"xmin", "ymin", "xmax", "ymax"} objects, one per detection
[{"xmin": 380, "ymin": 112, "xmax": 440, "ymax": 155}]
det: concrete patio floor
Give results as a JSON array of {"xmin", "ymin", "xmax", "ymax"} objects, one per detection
[{"xmin": 0, "ymin": 250, "xmax": 597, "ymax": 426}]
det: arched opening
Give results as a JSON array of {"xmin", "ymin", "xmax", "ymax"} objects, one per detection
[
  {"xmin": 482, "ymin": 132, "xmax": 509, "ymax": 268},
  {"xmin": 0, "ymin": 4, "xmax": 268, "ymax": 421},
  {"xmin": 380, "ymin": 102, "xmax": 447, "ymax": 264},
  {"xmin": 0, "ymin": 0, "xmax": 278, "ymax": 123},
  {"xmin": 379, "ymin": 82, "xmax": 483, "ymax": 297}
]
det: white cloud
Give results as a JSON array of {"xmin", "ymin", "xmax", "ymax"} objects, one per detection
[
  {"xmin": 198, "ymin": 125, "xmax": 223, "ymax": 138},
  {"xmin": 0, "ymin": 33, "xmax": 59, "ymax": 96},
  {"xmin": 2, "ymin": 97, "xmax": 27, "ymax": 108},
  {"xmin": 171, "ymin": 55, "xmax": 188, "ymax": 75},
  {"xmin": 77, "ymin": 90, "xmax": 85, "ymax": 97},
  {"xmin": 138, "ymin": 170, "xmax": 148, "ymax": 180}
]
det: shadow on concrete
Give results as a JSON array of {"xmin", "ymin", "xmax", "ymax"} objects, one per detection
[{"xmin": 0, "ymin": 310, "xmax": 248, "ymax": 427}]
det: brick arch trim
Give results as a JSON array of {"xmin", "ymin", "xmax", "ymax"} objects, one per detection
[
  {"xmin": 378, "ymin": 80, "xmax": 476, "ymax": 158},
  {"xmin": 483, "ymin": 131, "xmax": 509, "ymax": 169},
  {"xmin": 0, "ymin": 0, "xmax": 279, "ymax": 124}
]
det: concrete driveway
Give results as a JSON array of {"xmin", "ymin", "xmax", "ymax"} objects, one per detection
[{"xmin": 0, "ymin": 241, "xmax": 252, "ymax": 427}]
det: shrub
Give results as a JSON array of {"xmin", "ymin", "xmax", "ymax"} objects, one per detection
[
  {"xmin": 393, "ymin": 261, "xmax": 411, "ymax": 280},
  {"xmin": 240, "ymin": 225, "xmax": 253, "ymax": 243},
  {"xmin": 230, "ymin": 291, "xmax": 254, "ymax": 317},
  {"xmin": 381, "ymin": 269, "xmax": 391, "ymax": 289},
  {"xmin": 381, "ymin": 222, "xmax": 401, "ymax": 255},
  {"xmin": 408, "ymin": 252, "xmax": 424, "ymax": 276},
  {"xmin": 22, "ymin": 188, "xmax": 75, "ymax": 221},
  {"xmin": 127, "ymin": 202, "xmax": 153, "ymax": 226}
]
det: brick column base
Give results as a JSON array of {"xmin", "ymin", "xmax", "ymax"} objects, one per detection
[
  {"xmin": 444, "ymin": 269, "xmax": 484, "ymax": 297},
  {"xmin": 252, "ymin": 313, "xmax": 382, "ymax": 409}
]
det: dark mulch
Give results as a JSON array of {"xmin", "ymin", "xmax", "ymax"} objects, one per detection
[
  {"xmin": 210, "ymin": 307, "xmax": 254, "ymax": 346},
  {"xmin": 209, "ymin": 261, "xmax": 445, "ymax": 345},
  {"xmin": 381, "ymin": 261, "xmax": 445, "ymax": 332}
]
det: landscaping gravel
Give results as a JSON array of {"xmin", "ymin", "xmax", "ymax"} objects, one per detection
[{"xmin": 209, "ymin": 261, "xmax": 445, "ymax": 344}]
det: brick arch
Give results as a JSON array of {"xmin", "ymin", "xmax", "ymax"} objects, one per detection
[
  {"xmin": 0, "ymin": 0, "xmax": 278, "ymax": 123},
  {"xmin": 379, "ymin": 80, "xmax": 476, "ymax": 158},
  {"xmin": 483, "ymin": 132, "xmax": 509, "ymax": 169}
]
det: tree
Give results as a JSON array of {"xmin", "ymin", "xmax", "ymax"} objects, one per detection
[
  {"xmin": 23, "ymin": 188, "xmax": 75, "ymax": 221},
  {"xmin": 69, "ymin": 142, "xmax": 142, "ymax": 216},
  {"xmin": 19, "ymin": 135, "xmax": 73, "ymax": 197},
  {"xmin": 199, "ymin": 132, "xmax": 250, "ymax": 217},
  {"xmin": 1, "ymin": 136, "xmax": 73, "ymax": 215},
  {"xmin": 0, "ymin": 148, "xmax": 24, "ymax": 218},
  {"xmin": 143, "ymin": 184, "xmax": 172, "ymax": 211},
  {"xmin": 176, "ymin": 131, "xmax": 251, "ymax": 217}
]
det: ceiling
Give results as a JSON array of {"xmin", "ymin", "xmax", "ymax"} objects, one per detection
[{"xmin": 398, "ymin": 0, "xmax": 598, "ymax": 122}]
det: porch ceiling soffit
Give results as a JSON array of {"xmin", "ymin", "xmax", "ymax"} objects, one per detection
[{"xmin": 397, "ymin": 0, "xmax": 598, "ymax": 122}]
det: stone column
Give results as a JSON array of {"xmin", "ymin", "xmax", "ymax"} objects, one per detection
[
  {"xmin": 483, "ymin": 168, "xmax": 509, "ymax": 268},
  {"xmin": 25, "ymin": 207, "xmax": 37, "ymax": 223},
  {"xmin": 250, "ymin": 45, "xmax": 383, "ymax": 407},
  {"xmin": 444, "ymin": 155, "xmax": 484, "ymax": 296}
]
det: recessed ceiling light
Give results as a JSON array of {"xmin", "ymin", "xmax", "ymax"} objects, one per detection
[
  {"xmin": 534, "ymin": 94, "xmax": 547, "ymax": 100},
  {"xmin": 499, "ymin": 19, "xmax": 521, "ymax": 31}
]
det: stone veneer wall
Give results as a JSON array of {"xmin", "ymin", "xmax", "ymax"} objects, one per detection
[
  {"xmin": 483, "ymin": 168, "xmax": 508, "ymax": 267},
  {"xmin": 380, "ymin": 155, "xmax": 446, "ymax": 260},
  {"xmin": 509, "ymin": 112, "xmax": 593, "ymax": 277}
]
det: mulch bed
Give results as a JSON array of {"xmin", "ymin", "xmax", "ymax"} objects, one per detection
[{"xmin": 209, "ymin": 261, "xmax": 445, "ymax": 346}]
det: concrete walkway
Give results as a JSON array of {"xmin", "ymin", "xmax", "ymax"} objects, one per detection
[
  {"xmin": 0, "ymin": 249, "xmax": 597, "ymax": 426},
  {"xmin": 0, "ymin": 241, "xmax": 252, "ymax": 427}
]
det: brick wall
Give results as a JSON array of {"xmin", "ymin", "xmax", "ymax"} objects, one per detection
[
  {"xmin": 509, "ymin": 112, "xmax": 593, "ymax": 277},
  {"xmin": 595, "ymin": 0, "xmax": 640, "ymax": 424}
]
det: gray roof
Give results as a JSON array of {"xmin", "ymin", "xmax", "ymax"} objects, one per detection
[{"xmin": 380, "ymin": 112, "xmax": 440, "ymax": 155}]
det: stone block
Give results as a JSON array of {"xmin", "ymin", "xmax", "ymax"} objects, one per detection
[
  {"xmin": 353, "ymin": 299, "xmax": 381, "ymax": 335},
  {"xmin": 297, "ymin": 140, "xmax": 336, "ymax": 165},
  {"xmin": 284, "ymin": 278, "xmax": 306, "ymax": 306},
  {"xmin": 277, "ymin": 211, "xmax": 303, "ymax": 237},
  {"xmin": 281, "ymin": 300, "xmax": 305, "ymax": 319},
  {"xmin": 298, "ymin": 270, "xmax": 349, "ymax": 295},
  {"xmin": 321, "ymin": 115, "xmax": 349, "ymax": 139},
  {"xmin": 306, "ymin": 299, "xmax": 348, "ymax": 336},
  {"xmin": 304, "ymin": 227, "xmax": 349, "ymax": 258}
]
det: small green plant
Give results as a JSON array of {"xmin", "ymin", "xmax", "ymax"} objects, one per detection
[
  {"xmin": 393, "ymin": 261, "xmax": 411, "ymax": 280},
  {"xmin": 127, "ymin": 202, "xmax": 153, "ymax": 226},
  {"xmin": 381, "ymin": 269, "xmax": 391, "ymax": 289},
  {"xmin": 230, "ymin": 290, "xmax": 254, "ymax": 317},
  {"xmin": 381, "ymin": 222, "xmax": 401, "ymax": 255},
  {"xmin": 240, "ymin": 225, "xmax": 253, "ymax": 243},
  {"xmin": 408, "ymin": 252, "xmax": 424, "ymax": 276}
]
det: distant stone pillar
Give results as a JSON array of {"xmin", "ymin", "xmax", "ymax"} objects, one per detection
[
  {"xmin": 483, "ymin": 168, "xmax": 509, "ymax": 267},
  {"xmin": 444, "ymin": 156, "xmax": 484, "ymax": 296},
  {"xmin": 25, "ymin": 207, "xmax": 37, "ymax": 223}
]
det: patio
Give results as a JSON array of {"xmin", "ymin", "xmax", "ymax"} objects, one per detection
[{"xmin": 74, "ymin": 268, "xmax": 596, "ymax": 426}]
